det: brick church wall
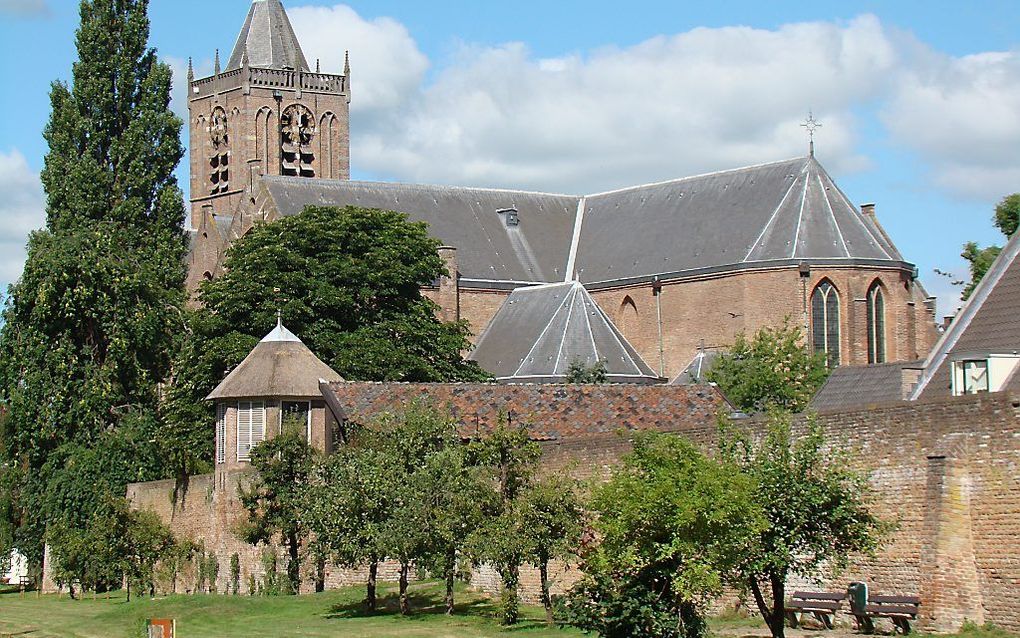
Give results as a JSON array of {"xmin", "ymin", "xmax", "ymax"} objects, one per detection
[
  {"xmin": 120, "ymin": 392, "xmax": 1018, "ymax": 632},
  {"xmin": 589, "ymin": 264, "xmax": 937, "ymax": 380}
]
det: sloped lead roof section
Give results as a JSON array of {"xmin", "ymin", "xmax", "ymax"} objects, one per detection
[
  {"xmin": 226, "ymin": 0, "xmax": 310, "ymax": 72},
  {"xmin": 575, "ymin": 157, "xmax": 898, "ymax": 284},
  {"xmin": 260, "ymin": 177, "xmax": 578, "ymax": 283},
  {"xmin": 206, "ymin": 322, "xmax": 343, "ymax": 400},
  {"xmin": 469, "ymin": 281, "xmax": 661, "ymax": 384}
]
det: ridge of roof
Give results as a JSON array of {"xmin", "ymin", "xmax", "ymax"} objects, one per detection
[
  {"xmin": 259, "ymin": 175, "xmax": 579, "ymax": 200},
  {"xmin": 582, "ymin": 157, "xmax": 807, "ymax": 199}
]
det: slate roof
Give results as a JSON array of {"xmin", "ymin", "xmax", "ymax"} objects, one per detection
[
  {"xmin": 226, "ymin": 0, "xmax": 310, "ymax": 72},
  {"xmin": 320, "ymin": 381, "xmax": 727, "ymax": 441},
  {"xmin": 207, "ymin": 321, "xmax": 343, "ymax": 400},
  {"xmin": 810, "ymin": 360, "xmax": 923, "ymax": 412},
  {"xmin": 574, "ymin": 157, "xmax": 900, "ymax": 285},
  {"xmin": 912, "ymin": 230, "xmax": 1020, "ymax": 399},
  {"xmin": 259, "ymin": 177, "xmax": 578, "ymax": 284},
  {"xmin": 469, "ymin": 281, "xmax": 661, "ymax": 384},
  {"xmin": 254, "ymin": 156, "xmax": 912, "ymax": 289}
]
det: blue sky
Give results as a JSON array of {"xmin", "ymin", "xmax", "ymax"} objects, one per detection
[{"xmin": 2, "ymin": 0, "xmax": 1019, "ymax": 318}]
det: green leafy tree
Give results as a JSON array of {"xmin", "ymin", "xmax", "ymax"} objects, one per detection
[
  {"xmin": 238, "ymin": 430, "xmax": 315, "ymax": 595},
  {"xmin": 519, "ymin": 476, "xmax": 584, "ymax": 624},
  {"xmin": 198, "ymin": 205, "xmax": 490, "ymax": 383},
  {"xmin": 304, "ymin": 435, "xmax": 395, "ymax": 611},
  {"xmin": 375, "ymin": 403, "xmax": 466, "ymax": 615},
  {"xmin": 468, "ymin": 421, "xmax": 542, "ymax": 625},
  {"xmin": 706, "ymin": 320, "xmax": 829, "ymax": 413},
  {"xmin": 562, "ymin": 433, "xmax": 759, "ymax": 638},
  {"xmin": 719, "ymin": 411, "xmax": 888, "ymax": 638},
  {"xmin": 0, "ymin": 0, "xmax": 187, "ymax": 567},
  {"xmin": 961, "ymin": 193, "xmax": 1020, "ymax": 300},
  {"xmin": 413, "ymin": 444, "xmax": 490, "ymax": 615},
  {"xmin": 48, "ymin": 495, "xmax": 175, "ymax": 602},
  {"xmin": 566, "ymin": 358, "xmax": 609, "ymax": 384}
]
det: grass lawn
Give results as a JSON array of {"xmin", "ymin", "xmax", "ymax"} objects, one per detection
[{"xmin": 0, "ymin": 581, "xmax": 584, "ymax": 638}]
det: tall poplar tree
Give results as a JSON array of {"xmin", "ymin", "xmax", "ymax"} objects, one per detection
[{"xmin": 0, "ymin": 0, "xmax": 187, "ymax": 568}]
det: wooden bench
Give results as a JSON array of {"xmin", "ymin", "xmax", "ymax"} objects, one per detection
[
  {"xmin": 784, "ymin": 591, "xmax": 845, "ymax": 629},
  {"xmin": 853, "ymin": 594, "xmax": 922, "ymax": 634}
]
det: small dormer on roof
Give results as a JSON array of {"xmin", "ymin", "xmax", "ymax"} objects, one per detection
[{"xmin": 206, "ymin": 319, "xmax": 343, "ymax": 400}]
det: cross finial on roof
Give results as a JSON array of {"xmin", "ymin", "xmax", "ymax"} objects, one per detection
[{"xmin": 801, "ymin": 111, "xmax": 822, "ymax": 157}]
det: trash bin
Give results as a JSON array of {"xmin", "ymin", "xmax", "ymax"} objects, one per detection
[{"xmin": 846, "ymin": 582, "xmax": 874, "ymax": 633}]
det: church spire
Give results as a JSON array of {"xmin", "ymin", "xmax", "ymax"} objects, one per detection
[{"xmin": 226, "ymin": 0, "xmax": 310, "ymax": 72}]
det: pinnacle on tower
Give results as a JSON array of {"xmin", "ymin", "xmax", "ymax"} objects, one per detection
[
  {"xmin": 214, "ymin": 48, "xmax": 220, "ymax": 75},
  {"xmin": 187, "ymin": 57, "xmax": 194, "ymax": 83},
  {"xmin": 226, "ymin": 0, "xmax": 310, "ymax": 72}
]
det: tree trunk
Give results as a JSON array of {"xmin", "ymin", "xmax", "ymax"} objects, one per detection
[
  {"xmin": 442, "ymin": 543, "xmax": 454, "ymax": 616},
  {"xmin": 126, "ymin": 577, "xmax": 131, "ymax": 603},
  {"xmin": 540, "ymin": 555, "xmax": 553, "ymax": 625},
  {"xmin": 769, "ymin": 572, "xmax": 786, "ymax": 638},
  {"xmin": 501, "ymin": 563, "xmax": 520, "ymax": 625},
  {"xmin": 399, "ymin": 561, "xmax": 411, "ymax": 616},
  {"xmin": 366, "ymin": 559, "xmax": 378, "ymax": 612},
  {"xmin": 315, "ymin": 555, "xmax": 325, "ymax": 593}
]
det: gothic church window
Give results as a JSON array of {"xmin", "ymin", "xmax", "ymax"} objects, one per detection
[
  {"xmin": 811, "ymin": 280, "xmax": 840, "ymax": 367},
  {"xmin": 236, "ymin": 400, "xmax": 266, "ymax": 462},
  {"xmin": 867, "ymin": 281, "xmax": 886, "ymax": 364},
  {"xmin": 281, "ymin": 104, "xmax": 315, "ymax": 177}
]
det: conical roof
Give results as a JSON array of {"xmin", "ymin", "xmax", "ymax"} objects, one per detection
[
  {"xmin": 206, "ymin": 320, "xmax": 342, "ymax": 400},
  {"xmin": 469, "ymin": 281, "xmax": 662, "ymax": 384},
  {"xmin": 226, "ymin": 0, "xmax": 310, "ymax": 72}
]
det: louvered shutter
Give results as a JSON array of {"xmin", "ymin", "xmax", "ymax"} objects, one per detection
[{"xmin": 216, "ymin": 403, "xmax": 226, "ymax": 464}]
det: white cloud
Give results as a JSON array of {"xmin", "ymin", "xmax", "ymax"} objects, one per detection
[
  {"xmin": 289, "ymin": 11, "xmax": 897, "ymax": 193},
  {"xmin": 0, "ymin": 0, "xmax": 48, "ymax": 17},
  {"xmin": 882, "ymin": 49, "xmax": 1020, "ymax": 200},
  {"xmin": 289, "ymin": 5, "xmax": 429, "ymax": 116},
  {"xmin": 0, "ymin": 150, "xmax": 45, "ymax": 288}
]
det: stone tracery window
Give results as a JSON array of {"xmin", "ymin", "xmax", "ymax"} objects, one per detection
[
  {"xmin": 280, "ymin": 104, "xmax": 315, "ymax": 177},
  {"xmin": 208, "ymin": 106, "xmax": 229, "ymax": 194},
  {"xmin": 867, "ymin": 281, "xmax": 886, "ymax": 364},
  {"xmin": 811, "ymin": 280, "xmax": 840, "ymax": 367}
]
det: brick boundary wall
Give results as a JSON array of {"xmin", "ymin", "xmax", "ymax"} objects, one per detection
[{"xmin": 105, "ymin": 392, "xmax": 1019, "ymax": 632}]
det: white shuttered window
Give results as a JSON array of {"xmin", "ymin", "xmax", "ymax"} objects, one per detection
[
  {"xmin": 237, "ymin": 401, "xmax": 266, "ymax": 462},
  {"xmin": 215, "ymin": 403, "xmax": 227, "ymax": 464}
]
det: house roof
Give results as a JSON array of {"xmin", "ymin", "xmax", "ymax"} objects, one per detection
[
  {"xmin": 320, "ymin": 381, "xmax": 727, "ymax": 441},
  {"xmin": 253, "ymin": 156, "xmax": 912, "ymax": 289},
  {"xmin": 226, "ymin": 0, "xmax": 310, "ymax": 72},
  {"xmin": 912, "ymin": 229, "xmax": 1020, "ymax": 399},
  {"xmin": 206, "ymin": 321, "xmax": 343, "ymax": 400},
  {"xmin": 469, "ymin": 281, "xmax": 661, "ymax": 384},
  {"xmin": 811, "ymin": 360, "xmax": 923, "ymax": 412}
]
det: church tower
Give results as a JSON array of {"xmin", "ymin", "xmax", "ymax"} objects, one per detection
[{"xmin": 186, "ymin": 0, "xmax": 351, "ymax": 229}]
